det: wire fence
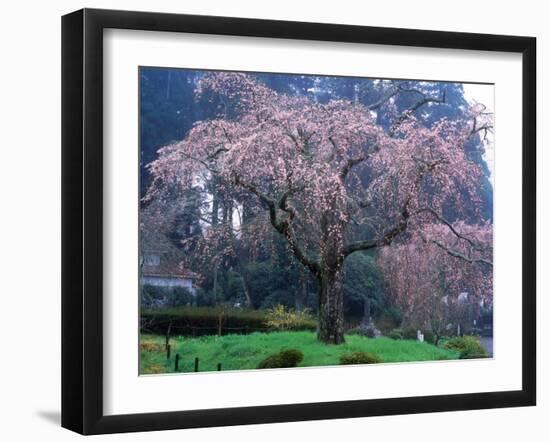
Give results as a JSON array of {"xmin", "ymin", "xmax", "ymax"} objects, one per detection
[{"xmin": 141, "ymin": 324, "xmax": 272, "ymax": 337}]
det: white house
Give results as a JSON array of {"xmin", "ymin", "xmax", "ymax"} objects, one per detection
[{"xmin": 140, "ymin": 251, "xmax": 198, "ymax": 294}]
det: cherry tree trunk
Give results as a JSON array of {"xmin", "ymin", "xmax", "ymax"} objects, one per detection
[{"xmin": 317, "ymin": 269, "xmax": 345, "ymax": 344}]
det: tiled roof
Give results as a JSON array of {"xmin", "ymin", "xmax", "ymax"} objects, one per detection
[{"xmin": 142, "ymin": 258, "xmax": 198, "ymax": 280}]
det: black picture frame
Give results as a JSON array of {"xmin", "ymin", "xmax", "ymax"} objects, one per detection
[{"xmin": 61, "ymin": 8, "xmax": 536, "ymax": 435}]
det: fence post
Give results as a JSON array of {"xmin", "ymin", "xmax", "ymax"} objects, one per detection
[
  {"xmin": 165, "ymin": 320, "xmax": 172, "ymax": 350},
  {"xmin": 218, "ymin": 311, "xmax": 223, "ymax": 337},
  {"xmin": 194, "ymin": 357, "xmax": 199, "ymax": 372},
  {"xmin": 217, "ymin": 363, "xmax": 222, "ymax": 371},
  {"xmin": 166, "ymin": 344, "xmax": 171, "ymax": 359},
  {"xmin": 175, "ymin": 353, "xmax": 180, "ymax": 372}
]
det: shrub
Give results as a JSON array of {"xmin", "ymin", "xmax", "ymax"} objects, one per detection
[
  {"xmin": 375, "ymin": 307, "xmax": 403, "ymax": 334},
  {"xmin": 141, "ymin": 306, "xmax": 270, "ymax": 336},
  {"xmin": 402, "ymin": 326, "xmax": 419, "ymax": 340},
  {"xmin": 364, "ymin": 327, "xmax": 377, "ymax": 338},
  {"xmin": 444, "ymin": 336, "xmax": 488, "ymax": 359},
  {"xmin": 140, "ymin": 341, "xmax": 162, "ymax": 352},
  {"xmin": 265, "ymin": 304, "xmax": 316, "ymax": 331},
  {"xmin": 257, "ymin": 349, "xmax": 304, "ymax": 369},
  {"xmin": 141, "ymin": 285, "xmax": 195, "ymax": 308},
  {"xmin": 423, "ymin": 330, "xmax": 435, "ymax": 344},
  {"xmin": 346, "ymin": 326, "xmax": 376, "ymax": 338},
  {"xmin": 388, "ymin": 329, "xmax": 403, "ymax": 340},
  {"xmin": 339, "ymin": 351, "xmax": 382, "ymax": 365}
]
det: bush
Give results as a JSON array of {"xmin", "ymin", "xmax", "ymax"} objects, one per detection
[
  {"xmin": 402, "ymin": 326, "xmax": 419, "ymax": 340},
  {"xmin": 375, "ymin": 307, "xmax": 403, "ymax": 334},
  {"xmin": 339, "ymin": 351, "xmax": 383, "ymax": 365},
  {"xmin": 257, "ymin": 349, "xmax": 304, "ymax": 369},
  {"xmin": 265, "ymin": 304, "xmax": 316, "ymax": 331},
  {"xmin": 346, "ymin": 326, "xmax": 376, "ymax": 338},
  {"xmin": 423, "ymin": 330, "xmax": 435, "ymax": 344},
  {"xmin": 388, "ymin": 329, "xmax": 403, "ymax": 340},
  {"xmin": 364, "ymin": 327, "xmax": 377, "ymax": 338},
  {"xmin": 141, "ymin": 306, "xmax": 270, "ymax": 336},
  {"xmin": 141, "ymin": 285, "xmax": 195, "ymax": 308},
  {"xmin": 140, "ymin": 341, "xmax": 162, "ymax": 352},
  {"xmin": 443, "ymin": 336, "xmax": 488, "ymax": 359}
]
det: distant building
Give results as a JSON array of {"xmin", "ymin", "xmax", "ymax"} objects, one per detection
[{"xmin": 140, "ymin": 251, "xmax": 198, "ymax": 294}]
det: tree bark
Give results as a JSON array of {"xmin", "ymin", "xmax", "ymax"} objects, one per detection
[{"xmin": 317, "ymin": 269, "xmax": 345, "ymax": 344}]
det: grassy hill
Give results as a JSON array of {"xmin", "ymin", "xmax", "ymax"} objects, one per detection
[{"xmin": 140, "ymin": 331, "xmax": 460, "ymax": 374}]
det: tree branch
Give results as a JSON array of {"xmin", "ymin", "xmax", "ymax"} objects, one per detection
[
  {"xmin": 429, "ymin": 239, "xmax": 493, "ymax": 267},
  {"xmin": 233, "ymin": 176, "xmax": 320, "ymax": 275},
  {"xmin": 343, "ymin": 198, "xmax": 411, "ymax": 256},
  {"xmin": 389, "ymin": 91, "xmax": 446, "ymax": 136},
  {"xmin": 339, "ymin": 145, "xmax": 379, "ymax": 181},
  {"xmin": 340, "ymin": 156, "xmax": 368, "ymax": 181},
  {"xmin": 415, "ymin": 207, "xmax": 486, "ymax": 252},
  {"xmin": 365, "ymin": 87, "xmax": 399, "ymax": 110}
]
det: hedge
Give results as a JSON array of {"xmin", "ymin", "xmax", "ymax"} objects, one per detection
[{"xmin": 140, "ymin": 306, "xmax": 316, "ymax": 337}]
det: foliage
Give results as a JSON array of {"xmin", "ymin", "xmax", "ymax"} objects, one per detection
[
  {"xmin": 244, "ymin": 258, "xmax": 317, "ymax": 311},
  {"xmin": 388, "ymin": 329, "xmax": 403, "ymax": 340},
  {"xmin": 375, "ymin": 307, "xmax": 403, "ymax": 334},
  {"xmin": 141, "ymin": 285, "xmax": 195, "ymax": 309},
  {"xmin": 141, "ymin": 306, "xmax": 316, "ymax": 336},
  {"xmin": 340, "ymin": 351, "xmax": 382, "ymax": 365},
  {"xmin": 402, "ymin": 326, "xmax": 419, "ymax": 340},
  {"xmin": 257, "ymin": 349, "xmax": 304, "ymax": 369},
  {"xmin": 345, "ymin": 326, "xmax": 376, "ymax": 338},
  {"xmin": 140, "ymin": 331, "xmax": 460, "ymax": 374},
  {"xmin": 443, "ymin": 336, "xmax": 488, "ymax": 359},
  {"xmin": 265, "ymin": 304, "xmax": 316, "ymax": 331},
  {"xmin": 142, "ymin": 306, "xmax": 268, "ymax": 336},
  {"xmin": 377, "ymin": 224, "xmax": 493, "ymax": 334},
  {"xmin": 343, "ymin": 253, "xmax": 384, "ymax": 318},
  {"xmin": 422, "ymin": 330, "xmax": 436, "ymax": 345},
  {"xmin": 346, "ymin": 327, "xmax": 366, "ymax": 337},
  {"xmin": 364, "ymin": 327, "xmax": 377, "ymax": 338}
]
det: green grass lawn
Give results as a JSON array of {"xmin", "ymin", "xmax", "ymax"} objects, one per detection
[{"xmin": 140, "ymin": 331, "xmax": 460, "ymax": 374}]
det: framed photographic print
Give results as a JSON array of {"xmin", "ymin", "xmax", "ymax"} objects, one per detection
[{"xmin": 61, "ymin": 8, "xmax": 536, "ymax": 435}]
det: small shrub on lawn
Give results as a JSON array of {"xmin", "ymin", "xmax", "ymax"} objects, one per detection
[
  {"xmin": 388, "ymin": 329, "xmax": 403, "ymax": 340},
  {"xmin": 339, "ymin": 351, "xmax": 383, "ymax": 365},
  {"xmin": 444, "ymin": 336, "xmax": 488, "ymax": 359},
  {"xmin": 265, "ymin": 304, "xmax": 315, "ymax": 331},
  {"xmin": 257, "ymin": 349, "xmax": 304, "ymax": 369}
]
